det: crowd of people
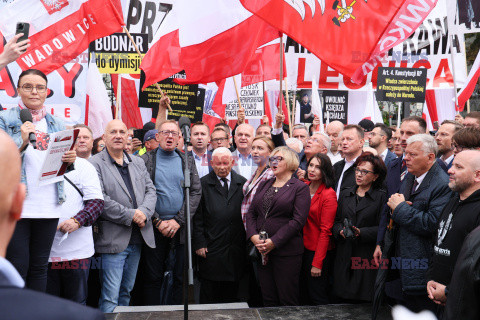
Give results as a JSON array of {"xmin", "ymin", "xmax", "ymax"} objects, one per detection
[{"xmin": 2, "ymin": 68, "xmax": 480, "ymax": 320}]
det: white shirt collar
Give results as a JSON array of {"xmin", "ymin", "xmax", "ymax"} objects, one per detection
[
  {"xmin": 380, "ymin": 148, "xmax": 388, "ymax": 161},
  {"xmin": 441, "ymin": 154, "xmax": 454, "ymax": 165},
  {"xmin": 217, "ymin": 172, "xmax": 232, "ymax": 184},
  {"xmin": 192, "ymin": 149, "xmax": 207, "ymax": 159},
  {"xmin": 415, "ymin": 171, "xmax": 428, "ymax": 189},
  {"xmin": 0, "ymin": 256, "xmax": 24, "ymax": 288}
]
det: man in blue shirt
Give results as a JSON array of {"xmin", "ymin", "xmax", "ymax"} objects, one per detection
[{"xmin": 141, "ymin": 120, "xmax": 201, "ymax": 305}]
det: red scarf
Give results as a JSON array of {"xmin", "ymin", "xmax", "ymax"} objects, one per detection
[{"xmin": 18, "ymin": 101, "xmax": 47, "ymax": 122}]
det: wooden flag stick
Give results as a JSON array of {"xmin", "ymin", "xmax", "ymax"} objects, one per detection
[
  {"xmin": 284, "ymin": 78, "xmax": 292, "ymax": 136},
  {"xmin": 232, "ymin": 75, "xmax": 244, "ymax": 110},
  {"xmin": 123, "ymin": 26, "xmax": 172, "ymax": 112},
  {"xmin": 292, "ymin": 90, "xmax": 297, "ymax": 126}
]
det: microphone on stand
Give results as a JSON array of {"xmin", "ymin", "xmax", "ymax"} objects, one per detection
[
  {"xmin": 19, "ymin": 109, "xmax": 36, "ymax": 149},
  {"xmin": 178, "ymin": 116, "xmax": 191, "ymax": 144}
]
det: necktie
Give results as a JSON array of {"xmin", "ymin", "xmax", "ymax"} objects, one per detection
[
  {"xmin": 221, "ymin": 177, "xmax": 229, "ymax": 196},
  {"xmin": 412, "ymin": 179, "xmax": 419, "ymax": 194},
  {"xmin": 400, "ymin": 159, "xmax": 407, "ymax": 181}
]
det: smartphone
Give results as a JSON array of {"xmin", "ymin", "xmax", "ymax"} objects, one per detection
[{"xmin": 15, "ymin": 22, "xmax": 30, "ymax": 43}]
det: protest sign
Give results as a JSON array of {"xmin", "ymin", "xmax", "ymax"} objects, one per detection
[
  {"xmin": 376, "ymin": 67, "xmax": 428, "ymax": 103},
  {"xmin": 90, "ymin": 32, "xmax": 148, "ymax": 74},
  {"xmin": 322, "ymin": 90, "xmax": 348, "ymax": 124},
  {"xmin": 139, "ymin": 71, "xmax": 202, "ymax": 122},
  {"xmin": 225, "ymin": 83, "xmax": 264, "ymax": 120}
]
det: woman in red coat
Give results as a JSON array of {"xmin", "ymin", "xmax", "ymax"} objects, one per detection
[{"xmin": 301, "ymin": 153, "xmax": 337, "ymax": 305}]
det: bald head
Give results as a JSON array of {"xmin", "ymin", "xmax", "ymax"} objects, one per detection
[
  {"xmin": 0, "ymin": 130, "xmax": 25, "ymax": 257},
  {"xmin": 104, "ymin": 120, "xmax": 128, "ymax": 153},
  {"xmin": 326, "ymin": 121, "xmax": 344, "ymax": 153},
  {"xmin": 448, "ymin": 150, "xmax": 480, "ymax": 199},
  {"xmin": 235, "ymin": 123, "xmax": 255, "ymax": 155}
]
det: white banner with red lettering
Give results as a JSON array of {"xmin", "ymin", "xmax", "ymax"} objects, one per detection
[
  {"xmin": 0, "ymin": 51, "xmax": 88, "ymax": 126},
  {"xmin": 286, "ymin": 0, "xmax": 467, "ymax": 91}
]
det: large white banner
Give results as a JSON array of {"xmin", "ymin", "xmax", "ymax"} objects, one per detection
[{"xmin": 286, "ymin": 0, "xmax": 467, "ymax": 91}]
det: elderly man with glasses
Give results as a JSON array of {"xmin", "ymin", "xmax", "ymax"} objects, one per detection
[{"xmin": 140, "ymin": 120, "xmax": 202, "ymax": 305}]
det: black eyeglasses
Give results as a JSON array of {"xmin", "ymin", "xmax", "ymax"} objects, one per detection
[
  {"xmin": 159, "ymin": 130, "xmax": 179, "ymax": 137},
  {"xmin": 20, "ymin": 84, "xmax": 47, "ymax": 93},
  {"xmin": 269, "ymin": 156, "xmax": 284, "ymax": 164},
  {"xmin": 212, "ymin": 137, "xmax": 227, "ymax": 143},
  {"xmin": 355, "ymin": 168, "xmax": 374, "ymax": 176}
]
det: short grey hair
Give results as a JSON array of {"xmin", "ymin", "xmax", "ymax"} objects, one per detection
[
  {"xmin": 212, "ymin": 147, "xmax": 232, "ymax": 158},
  {"xmin": 286, "ymin": 138, "xmax": 303, "ymax": 153},
  {"xmin": 312, "ymin": 132, "xmax": 332, "ymax": 153},
  {"xmin": 406, "ymin": 134, "xmax": 438, "ymax": 156}
]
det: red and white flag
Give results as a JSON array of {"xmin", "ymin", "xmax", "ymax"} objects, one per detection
[
  {"xmin": 457, "ymin": 50, "xmax": 480, "ymax": 112},
  {"xmin": 140, "ymin": 0, "xmax": 279, "ymax": 89},
  {"xmin": 0, "ymin": 0, "xmax": 124, "ymax": 75},
  {"xmin": 86, "ymin": 61, "xmax": 112, "ymax": 138},
  {"xmin": 240, "ymin": 0, "xmax": 437, "ymax": 83}
]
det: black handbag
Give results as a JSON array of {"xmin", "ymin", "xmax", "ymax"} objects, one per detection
[{"xmin": 246, "ymin": 199, "xmax": 273, "ymax": 263}]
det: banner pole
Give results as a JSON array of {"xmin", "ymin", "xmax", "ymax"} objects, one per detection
[
  {"xmin": 397, "ymin": 101, "xmax": 402, "ymax": 127},
  {"xmin": 115, "ymin": 75, "xmax": 121, "ymax": 119},
  {"xmin": 278, "ymin": 34, "xmax": 284, "ymax": 113},
  {"xmin": 123, "ymin": 26, "xmax": 172, "ymax": 112},
  {"xmin": 292, "ymin": 89, "xmax": 297, "ymax": 125},
  {"xmin": 449, "ymin": 34, "xmax": 460, "ymax": 115},
  {"xmin": 284, "ymin": 78, "xmax": 292, "ymax": 136},
  {"xmin": 232, "ymin": 75, "xmax": 244, "ymax": 111}
]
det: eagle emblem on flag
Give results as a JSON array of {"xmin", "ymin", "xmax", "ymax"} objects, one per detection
[
  {"xmin": 284, "ymin": 0, "xmax": 367, "ymax": 26},
  {"xmin": 40, "ymin": 0, "xmax": 69, "ymax": 15}
]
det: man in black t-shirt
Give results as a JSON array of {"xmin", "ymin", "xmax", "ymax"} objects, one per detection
[{"xmin": 427, "ymin": 150, "xmax": 480, "ymax": 310}]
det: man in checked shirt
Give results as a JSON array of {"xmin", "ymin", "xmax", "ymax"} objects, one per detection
[{"xmin": 46, "ymin": 124, "xmax": 104, "ymax": 305}]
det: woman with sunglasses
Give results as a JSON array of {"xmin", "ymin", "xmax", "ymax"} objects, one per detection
[
  {"xmin": 0, "ymin": 69, "xmax": 76, "ymax": 292},
  {"xmin": 246, "ymin": 146, "xmax": 310, "ymax": 306},
  {"xmin": 300, "ymin": 153, "xmax": 337, "ymax": 305},
  {"xmin": 332, "ymin": 152, "xmax": 387, "ymax": 302}
]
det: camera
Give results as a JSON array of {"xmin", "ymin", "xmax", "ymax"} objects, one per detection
[{"xmin": 342, "ymin": 218, "xmax": 356, "ymax": 240}]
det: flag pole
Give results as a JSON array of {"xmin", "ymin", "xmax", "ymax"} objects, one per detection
[
  {"xmin": 278, "ymin": 34, "xmax": 284, "ymax": 113},
  {"xmin": 232, "ymin": 75, "xmax": 244, "ymax": 113},
  {"xmin": 284, "ymin": 78, "xmax": 292, "ymax": 136},
  {"xmin": 123, "ymin": 26, "xmax": 173, "ymax": 112},
  {"xmin": 292, "ymin": 88, "xmax": 297, "ymax": 125},
  {"xmin": 449, "ymin": 34, "xmax": 460, "ymax": 115},
  {"xmin": 115, "ymin": 75, "xmax": 121, "ymax": 119}
]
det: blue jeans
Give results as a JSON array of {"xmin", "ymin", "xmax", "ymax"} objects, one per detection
[{"xmin": 99, "ymin": 245, "xmax": 141, "ymax": 313}]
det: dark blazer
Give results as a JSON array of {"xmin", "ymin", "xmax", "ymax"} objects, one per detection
[
  {"xmin": 142, "ymin": 148, "xmax": 202, "ymax": 244},
  {"xmin": 193, "ymin": 170, "xmax": 247, "ymax": 282},
  {"xmin": 392, "ymin": 162, "xmax": 452, "ymax": 294},
  {"xmin": 384, "ymin": 149, "xmax": 397, "ymax": 168},
  {"xmin": 333, "ymin": 159, "xmax": 357, "ymax": 194},
  {"xmin": 332, "ymin": 186, "xmax": 387, "ymax": 301},
  {"xmin": 377, "ymin": 155, "xmax": 404, "ymax": 245},
  {"xmin": 0, "ymin": 278, "xmax": 104, "ymax": 320},
  {"xmin": 246, "ymin": 177, "xmax": 311, "ymax": 256},
  {"xmin": 436, "ymin": 157, "xmax": 453, "ymax": 174}
]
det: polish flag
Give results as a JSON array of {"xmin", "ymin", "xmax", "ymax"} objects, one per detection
[
  {"xmin": 362, "ymin": 84, "xmax": 383, "ymax": 123},
  {"xmin": 240, "ymin": 0, "xmax": 437, "ymax": 84},
  {"xmin": 0, "ymin": 0, "xmax": 123, "ymax": 75},
  {"xmin": 140, "ymin": 0, "xmax": 279, "ymax": 89},
  {"xmin": 86, "ymin": 61, "xmax": 112, "ymax": 139},
  {"xmin": 425, "ymin": 89, "xmax": 456, "ymax": 126},
  {"xmin": 311, "ymin": 76, "xmax": 323, "ymax": 132},
  {"xmin": 457, "ymin": 50, "xmax": 480, "ymax": 112},
  {"xmin": 111, "ymin": 74, "xmax": 145, "ymax": 129}
]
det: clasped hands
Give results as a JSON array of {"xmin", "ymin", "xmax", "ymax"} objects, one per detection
[
  {"xmin": 251, "ymin": 234, "xmax": 275, "ymax": 255},
  {"xmin": 387, "ymin": 193, "xmax": 413, "ymax": 212},
  {"xmin": 157, "ymin": 219, "xmax": 180, "ymax": 238}
]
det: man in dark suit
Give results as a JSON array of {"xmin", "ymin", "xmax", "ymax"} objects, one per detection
[
  {"xmin": 0, "ymin": 130, "xmax": 104, "ymax": 319},
  {"xmin": 334, "ymin": 124, "xmax": 364, "ymax": 197},
  {"xmin": 370, "ymin": 123, "xmax": 396, "ymax": 167},
  {"xmin": 375, "ymin": 117, "xmax": 427, "ymax": 258},
  {"xmin": 193, "ymin": 147, "xmax": 247, "ymax": 303},
  {"xmin": 386, "ymin": 134, "xmax": 452, "ymax": 312},
  {"xmin": 435, "ymin": 120, "xmax": 463, "ymax": 174}
]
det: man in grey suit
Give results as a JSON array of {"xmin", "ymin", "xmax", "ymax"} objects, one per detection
[
  {"xmin": 232, "ymin": 123, "xmax": 257, "ymax": 179},
  {"xmin": 89, "ymin": 120, "xmax": 156, "ymax": 313}
]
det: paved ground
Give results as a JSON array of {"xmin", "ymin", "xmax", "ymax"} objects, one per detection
[{"xmin": 106, "ymin": 304, "xmax": 392, "ymax": 320}]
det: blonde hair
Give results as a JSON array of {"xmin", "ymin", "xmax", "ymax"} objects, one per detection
[{"xmin": 271, "ymin": 146, "xmax": 299, "ymax": 172}]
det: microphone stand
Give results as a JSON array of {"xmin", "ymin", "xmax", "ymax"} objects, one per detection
[{"xmin": 181, "ymin": 125, "xmax": 193, "ymax": 320}]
